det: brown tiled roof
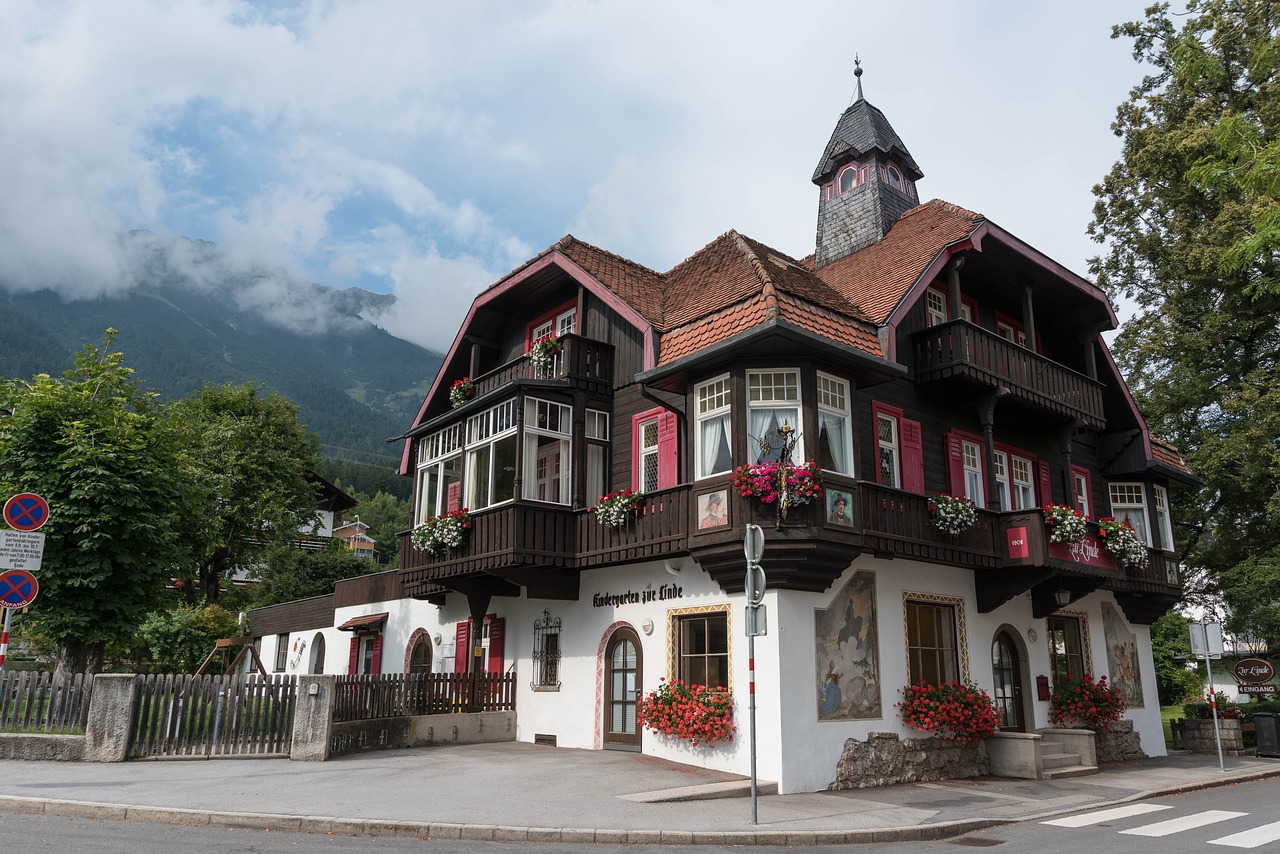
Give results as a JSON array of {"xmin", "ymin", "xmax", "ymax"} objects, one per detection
[
  {"xmin": 555, "ymin": 236, "xmax": 666, "ymax": 325},
  {"xmin": 659, "ymin": 295, "xmax": 771, "ymax": 364},
  {"xmin": 1151, "ymin": 438, "xmax": 1193, "ymax": 475},
  {"xmin": 662, "ymin": 232, "xmax": 768, "ymax": 329},
  {"xmin": 815, "ymin": 199, "xmax": 983, "ymax": 323}
]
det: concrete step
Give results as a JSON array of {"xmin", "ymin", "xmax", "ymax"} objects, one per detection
[
  {"xmin": 1041, "ymin": 751, "xmax": 1082, "ymax": 770},
  {"xmin": 1042, "ymin": 763, "xmax": 1099, "ymax": 780}
]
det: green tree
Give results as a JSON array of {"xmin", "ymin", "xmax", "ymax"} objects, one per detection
[
  {"xmin": 136, "ymin": 604, "xmax": 240, "ymax": 673},
  {"xmin": 1090, "ymin": 1, "xmax": 1280, "ymax": 640},
  {"xmin": 169, "ymin": 383, "xmax": 322, "ymax": 604},
  {"xmin": 248, "ymin": 540, "xmax": 373, "ymax": 608},
  {"xmin": 1150, "ymin": 610, "xmax": 1203, "ymax": 704},
  {"xmin": 0, "ymin": 332, "xmax": 188, "ymax": 675}
]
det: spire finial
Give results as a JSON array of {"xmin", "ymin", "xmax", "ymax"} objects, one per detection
[{"xmin": 854, "ymin": 55, "xmax": 864, "ymax": 101}]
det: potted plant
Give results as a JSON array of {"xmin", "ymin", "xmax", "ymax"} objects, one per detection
[
  {"xmin": 928, "ymin": 493, "xmax": 977, "ymax": 535},
  {"xmin": 728, "ymin": 460, "xmax": 823, "ymax": 506},
  {"xmin": 591, "ymin": 489, "xmax": 645, "ymax": 527},
  {"xmin": 1048, "ymin": 674, "xmax": 1127, "ymax": 732},
  {"xmin": 1095, "ymin": 516, "xmax": 1148, "ymax": 569},
  {"xmin": 527, "ymin": 334, "xmax": 562, "ymax": 375},
  {"xmin": 449, "ymin": 377, "xmax": 475, "ymax": 408},
  {"xmin": 896, "ymin": 681, "xmax": 999, "ymax": 743},
  {"xmin": 410, "ymin": 508, "xmax": 472, "ymax": 556},
  {"xmin": 1043, "ymin": 503, "xmax": 1088, "ymax": 543},
  {"xmin": 638, "ymin": 678, "xmax": 735, "ymax": 746}
]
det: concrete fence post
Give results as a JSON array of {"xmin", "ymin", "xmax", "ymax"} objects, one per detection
[
  {"xmin": 291, "ymin": 674, "xmax": 336, "ymax": 761},
  {"xmin": 83, "ymin": 673, "xmax": 138, "ymax": 762}
]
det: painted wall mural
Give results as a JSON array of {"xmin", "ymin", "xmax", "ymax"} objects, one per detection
[
  {"xmin": 1102, "ymin": 602, "xmax": 1144, "ymax": 707},
  {"xmin": 814, "ymin": 570, "xmax": 881, "ymax": 720}
]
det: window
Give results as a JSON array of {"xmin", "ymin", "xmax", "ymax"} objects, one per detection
[
  {"xmin": 523, "ymin": 398, "xmax": 571, "ymax": 504},
  {"xmin": 695, "ymin": 375, "xmax": 732, "ymax": 479},
  {"xmin": 1109, "ymin": 482, "xmax": 1150, "ymax": 545},
  {"xmin": 876, "ymin": 410, "xmax": 900, "ymax": 488},
  {"xmin": 1047, "ymin": 615, "xmax": 1085, "ymax": 686},
  {"xmin": 675, "ymin": 611, "xmax": 729, "ymax": 688},
  {"xmin": 585, "ymin": 409, "xmax": 609, "ymax": 504},
  {"xmin": 996, "ymin": 316, "xmax": 1027, "ymax": 347},
  {"xmin": 747, "ymin": 370, "xmax": 802, "ymax": 464},
  {"xmin": 962, "ymin": 440, "xmax": 985, "ymax": 507},
  {"xmin": 1071, "ymin": 466, "xmax": 1092, "ymax": 518},
  {"xmin": 926, "ymin": 289, "xmax": 948, "ymax": 327},
  {"xmin": 1009, "ymin": 455, "xmax": 1036, "ymax": 510},
  {"xmin": 1153, "ymin": 485, "xmax": 1174, "ymax": 550},
  {"xmin": 274, "ymin": 634, "xmax": 288, "ymax": 672},
  {"xmin": 992, "ymin": 451, "xmax": 1008, "ymax": 511},
  {"xmin": 409, "ymin": 636, "xmax": 432, "ymax": 674},
  {"xmin": 466, "ymin": 400, "xmax": 518, "ymax": 510},
  {"xmin": 637, "ymin": 417, "xmax": 659, "ymax": 492},
  {"xmin": 905, "ymin": 601, "xmax": 959, "ymax": 685},
  {"xmin": 837, "ymin": 165, "xmax": 857, "ymax": 193},
  {"xmin": 529, "ymin": 304, "xmax": 576, "ymax": 343},
  {"xmin": 416, "ymin": 424, "xmax": 463, "ymax": 522},
  {"xmin": 532, "ymin": 610, "xmax": 561, "ymax": 690},
  {"xmin": 816, "ymin": 373, "xmax": 852, "ymax": 475}
]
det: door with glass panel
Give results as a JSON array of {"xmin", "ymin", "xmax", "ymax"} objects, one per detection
[
  {"xmin": 603, "ymin": 628, "xmax": 642, "ymax": 749},
  {"xmin": 991, "ymin": 631, "xmax": 1025, "ymax": 731}
]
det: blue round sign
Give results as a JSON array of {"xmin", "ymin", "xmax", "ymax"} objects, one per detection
[
  {"xmin": 0, "ymin": 569, "xmax": 38, "ymax": 609},
  {"xmin": 3, "ymin": 493, "xmax": 49, "ymax": 532}
]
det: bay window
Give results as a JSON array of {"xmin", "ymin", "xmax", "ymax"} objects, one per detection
[
  {"xmin": 523, "ymin": 398, "xmax": 571, "ymax": 504},
  {"xmin": 748, "ymin": 369, "xmax": 803, "ymax": 463},
  {"xmin": 816, "ymin": 372, "xmax": 852, "ymax": 475},
  {"xmin": 466, "ymin": 400, "xmax": 517, "ymax": 510},
  {"xmin": 1109, "ymin": 482, "xmax": 1150, "ymax": 545},
  {"xmin": 416, "ymin": 424, "xmax": 463, "ymax": 522},
  {"xmin": 695, "ymin": 375, "xmax": 732, "ymax": 479}
]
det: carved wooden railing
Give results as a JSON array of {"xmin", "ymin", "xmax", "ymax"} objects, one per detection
[
  {"xmin": 857, "ymin": 482, "xmax": 1001, "ymax": 568},
  {"xmin": 912, "ymin": 320, "xmax": 1105, "ymax": 427},
  {"xmin": 577, "ymin": 486, "xmax": 689, "ymax": 567},
  {"xmin": 470, "ymin": 334, "xmax": 613, "ymax": 398}
]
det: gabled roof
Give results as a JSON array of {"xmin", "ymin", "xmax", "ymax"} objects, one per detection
[
  {"xmin": 554, "ymin": 236, "xmax": 666, "ymax": 326},
  {"xmin": 812, "ymin": 98, "xmax": 923, "ymax": 183}
]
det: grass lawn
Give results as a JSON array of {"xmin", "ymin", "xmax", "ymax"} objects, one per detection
[{"xmin": 1161, "ymin": 704, "xmax": 1183, "ymax": 748}]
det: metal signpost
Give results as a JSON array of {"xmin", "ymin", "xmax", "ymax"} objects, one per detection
[
  {"xmin": 0, "ymin": 493, "xmax": 48, "ymax": 676},
  {"xmin": 743, "ymin": 523, "xmax": 766, "ymax": 825},
  {"xmin": 1190, "ymin": 619, "xmax": 1226, "ymax": 772}
]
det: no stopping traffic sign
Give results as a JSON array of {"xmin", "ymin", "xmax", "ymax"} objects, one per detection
[
  {"xmin": 0, "ymin": 569, "xmax": 39, "ymax": 609},
  {"xmin": 3, "ymin": 494, "xmax": 49, "ymax": 532}
]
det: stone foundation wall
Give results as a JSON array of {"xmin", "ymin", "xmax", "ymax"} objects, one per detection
[
  {"xmin": 829, "ymin": 731, "xmax": 989, "ymax": 790},
  {"xmin": 1096, "ymin": 720, "xmax": 1146, "ymax": 763},
  {"xmin": 1181, "ymin": 718, "xmax": 1247, "ymax": 756}
]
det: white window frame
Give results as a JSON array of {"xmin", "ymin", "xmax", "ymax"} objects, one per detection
[
  {"xmin": 747, "ymin": 369, "xmax": 803, "ymax": 464},
  {"xmin": 532, "ymin": 307, "xmax": 576, "ymax": 341},
  {"xmin": 523, "ymin": 398, "xmax": 571, "ymax": 504},
  {"xmin": 637, "ymin": 416, "xmax": 660, "ymax": 493},
  {"xmin": 585, "ymin": 408, "xmax": 609, "ymax": 505},
  {"xmin": 416, "ymin": 424, "xmax": 464, "ymax": 523},
  {"xmin": 992, "ymin": 450, "xmax": 1009, "ymax": 510},
  {"xmin": 962, "ymin": 440, "xmax": 985, "ymax": 507},
  {"xmin": 1010, "ymin": 454, "xmax": 1036, "ymax": 511},
  {"xmin": 695, "ymin": 375, "xmax": 732, "ymax": 479},
  {"xmin": 1073, "ymin": 470, "xmax": 1091, "ymax": 517},
  {"xmin": 926, "ymin": 290, "xmax": 948, "ymax": 327},
  {"xmin": 877, "ymin": 411, "xmax": 900, "ymax": 489},
  {"xmin": 1109, "ymin": 482, "xmax": 1151, "ymax": 546},
  {"xmin": 466, "ymin": 400, "xmax": 518, "ymax": 510},
  {"xmin": 816, "ymin": 372, "xmax": 852, "ymax": 476},
  {"xmin": 1153, "ymin": 485, "xmax": 1174, "ymax": 551}
]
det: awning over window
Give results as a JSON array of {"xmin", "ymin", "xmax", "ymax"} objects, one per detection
[{"xmin": 337, "ymin": 612, "xmax": 388, "ymax": 632}]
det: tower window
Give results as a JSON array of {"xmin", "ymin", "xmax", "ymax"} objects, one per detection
[{"xmin": 837, "ymin": 165, "xmax": 858, "ymax": 194}]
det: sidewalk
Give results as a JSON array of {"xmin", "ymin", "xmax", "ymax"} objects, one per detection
[{"xmin": 0, "ymin": 744, "xmax": 1276, "ymax": 845}]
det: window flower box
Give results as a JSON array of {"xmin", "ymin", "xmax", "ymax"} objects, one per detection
[
  {"xmin": 638, "ymin": 678, "xmax": 735, "ymax": 746},
  {"xmin": 896, "ymin": 681, "xmax": 998, "ymax": 744},
  {"xmin": 928, "ymin": 493, "xmax": 977, "ymax": 535},
  {"xmin": 1043, "ymin": 503, "xmax": 1088, "ymax": 543},
  {"xmin": 591, "ymin": 489, "xmax": 645, "ymax": 528},
  {"xmin": 410, "ymin": 509, "xmax": 471, "ymax": 556},
  {"xmin": 449, "ymin": 377, "xmax": 475, "ymax": 408},
  {"xmin": 1095, "ymin": 516, "xmax": 1147, "ymax": 569},
  {"xmin": 728, "ymin": 460, "xmax": 822, "ymax": 506},
  {"xmin": 527, "ymin": 335, "xmax": 562, "ymax": 375}
]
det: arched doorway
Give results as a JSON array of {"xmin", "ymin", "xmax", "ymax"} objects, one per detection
[
  {"xmin": 309, "ymin": 633, "xmax": 326, "ymax": 674},
  {"xmin": 603, "ymin": 627, "xmax": 642, "ymax": 750},
  {"xmin": 409, "ymin": 635, "xmax": 433, "ymax": 673},
  {"xmin": 991, "ymin": 631, "xmax": 1025, "ymax": 732}
]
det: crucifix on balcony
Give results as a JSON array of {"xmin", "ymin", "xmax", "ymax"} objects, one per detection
[{"xmin": 753, "ymin": 421, "xmax": 802, "ymax": 524}]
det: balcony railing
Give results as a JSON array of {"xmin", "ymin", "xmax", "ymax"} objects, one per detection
[
  {"xmin": 577, "ymin": 487, "xmax": 689, "ymax": 567},
  {"xmin": 858, "ymin": 482, "xmax": 1001, "ymax": 567},
  {"xmin": 471, "ymin": 334, "xmax": 613, "ymax": 399},
  {"xmin": 912, "ymin": 320, "xmax": 1105, "ymax": 427}
]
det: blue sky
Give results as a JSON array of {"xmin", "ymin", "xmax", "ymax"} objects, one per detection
[{"xmin": 0, "ymin": 0, "xmax": 1155, "ymax": 350}]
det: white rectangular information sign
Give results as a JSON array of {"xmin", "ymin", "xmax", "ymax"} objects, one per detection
[{"xmin": 0, "ymin": 530, "xmax": 44, "ymax": 571}]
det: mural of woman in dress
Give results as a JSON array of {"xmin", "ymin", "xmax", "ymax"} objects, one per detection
[
  {"xmin": 814, "ymin": 570, "xmax": 881, "ymax": 720},
  {"xmin": 1102, "ymin": 602, "xmax": 1144, "ymax": 707}
]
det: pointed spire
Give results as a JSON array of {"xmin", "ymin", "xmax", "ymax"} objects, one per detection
[{"xmin": 853, "ymin": 55, "xmax": 864, "ymax": 102}]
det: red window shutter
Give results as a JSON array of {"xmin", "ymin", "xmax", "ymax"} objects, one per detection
[
  {"xmin": 901, "ymin": 419, "xmax": 925, "ymax": 493},
  {"xmin": 454, "ymin": 620, "xmax": 471, "ymax": 674},
  {"xmin": 370, "ymin": 634, "xmax": 383, "ymax": 675},
  {"xmin": 945, "ymin": 431, "xmax": 966, "ymax": 496},
  {"xmin": 486, "ymin": 616, "xmax": 506, "ymax": 674},
  {"xmin": 1038, "ymin": 460, "xmax": 1053, "ymax": 506},
  {"xmin": 657, "ymin": 411, "xmax": 678, "ymax": 489},
  {"xmin": 347, "ymin": 637, "xmax": 359, "ymax": 675},
  {"xmin": 446, "ymin": 481, "xmax": 462, "ymax": 513}
]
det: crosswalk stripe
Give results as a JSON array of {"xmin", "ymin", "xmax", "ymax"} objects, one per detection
[
  {"xmin": 1208, "ymin": 819, "xmax": 1280, "ymax": 849},
  {"xmin": 1118, "ymin": 810, "xmax": 1248, "ymax": 837},
  {"xmin": 1042, "ymin": 803, "xmax": 1172, "ymax": 827}
]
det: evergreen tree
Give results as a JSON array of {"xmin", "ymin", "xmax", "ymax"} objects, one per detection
[{"xmin": 1090, "ymin": 1, "xmax": 1280, "ymax": 641}]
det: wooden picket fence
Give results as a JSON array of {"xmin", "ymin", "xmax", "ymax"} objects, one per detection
[
  {"xmin": 0, "ymin": 671, "xmax": 93, "ymax": 734},
  {"xmin": 334, "ymin": 672, "xmax": 516, "ymax": 723},
  {"xmin": 128, "ymin": 673, "xmax": 296, "ymax": 758}
]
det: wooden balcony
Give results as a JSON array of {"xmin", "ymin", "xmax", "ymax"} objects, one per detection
[
  {"xmin": 858, "ymin": 483, "xmax": 1000, "ymax": 568},
  {"xmin": 471, "ymin": 334, "xmax": 613, "ymax": 398},
  {"xmin": 577, "ymin": 486, "xmax": 689, "ymax": 568},
  {"xmin": 1107, "ymin": 548, "xmax": 1182, "ymax": 623},
  {"xmin": 912, "ymin": 320, "xmax": 1105, "ymax": 428}
]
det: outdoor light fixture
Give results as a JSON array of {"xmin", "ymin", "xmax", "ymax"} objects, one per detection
[{"xmin": 1054, "ymin": 588, "xmax": 1072, "ymax": 607}]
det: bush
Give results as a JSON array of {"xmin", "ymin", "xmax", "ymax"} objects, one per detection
[
  {"xmin": 1048, "ymin": 674, "xmax": 1127, "ymax": 732},
  {"xmin": 897, "ymin": 681, "xmax": 999, "ymax": 743},
  {"xmin": 1183, "ymin": 691, "xmax": 1244, "ymax": 720},
  {"xmin": 637, "ymin": 678, "xmax": 735, "ymax": 746}
]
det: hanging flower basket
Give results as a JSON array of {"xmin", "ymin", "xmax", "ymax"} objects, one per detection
[
  {"xmin": 411, "ymin": 509, "xmax": 471, "ymax": 556},
  {"xmin": 728, "ymin": 460, "xmax": 822, "ymax": 506},
  {"xmin": 1095, "ymin": 516, "xmax": 1148, "ymax": 569},
  {"xmin": 591, "ymin": 489, "xmax": 645, "ymax": 527},
  {"xmin": 638, "ymin": 679, "xmax": 735, "ymax": 746},
  {"xmin": 928, "ymin": 493, "xmax": 977, "ymax": 535},
  {"xmin": 527, "ymin": 335, "xmax": 562, "ymax": 375},
  {"xmin": 1043, "ymin": 503, "xmax": 1088, "ymax": 543},
  {"xmin": 449, "ymin": 377, "xmax": 475, "ymax": 408},
  {"xmin": 897, "ymin": 681, "xmax": 999, "ymax": 743}
]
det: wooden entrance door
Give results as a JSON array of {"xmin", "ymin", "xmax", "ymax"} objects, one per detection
[
  {"xmin": 991, "ymin": 631, "xmax": 1025, "ymax": 731},
  {"xmin": 603, "ymin": 627, "xmax": 642, "ymax": 749}
]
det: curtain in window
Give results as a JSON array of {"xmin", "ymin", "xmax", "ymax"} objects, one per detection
[
  {"xmin": 699, "ymin": 414, "xmax": 730, "ymax": 477},
  {"xmin": 749, "ymin": 407, "xmax": 798, "ymax": 463},
  {"xmin": 817, "ymin": 411, "xmax": 849, "ymax": 474}
]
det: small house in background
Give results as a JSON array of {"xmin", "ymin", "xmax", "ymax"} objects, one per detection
[
  {"xmin": 332, "ymin": 519, "xmax": 379, "ymax": 562},
  {"xmin": 247, "ymin": 67, "xmax": 1196, "ymax": 792}
]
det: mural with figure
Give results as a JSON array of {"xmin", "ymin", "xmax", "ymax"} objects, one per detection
[
  {"xmin": 814, "ymin": 570, "xmax": 881, "ymax": 720},
  {"xmin": 1102, "ymin": 602, "xmax": 1144, "ymax": 707}
]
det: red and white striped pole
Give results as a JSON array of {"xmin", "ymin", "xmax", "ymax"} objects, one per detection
[{"xmin": 0, "ymin": 607, "xmax": 13, "ymax": 673}]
